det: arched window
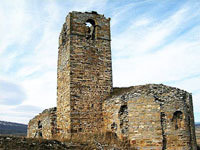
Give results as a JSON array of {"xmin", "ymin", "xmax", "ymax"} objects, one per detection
[
  {"xmin": 85, "ymin": 19, "xmax": 96, "ymax": 40},
  {"xmin": 172, "ymin": 111, "xmax": 183, "ymax": 130}
]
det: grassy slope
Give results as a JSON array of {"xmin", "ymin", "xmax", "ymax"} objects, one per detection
[{"xmin": 0, "ymin": 121, "xmax": 27, "ymax": 136}]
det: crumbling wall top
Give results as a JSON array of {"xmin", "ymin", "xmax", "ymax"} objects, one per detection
[
  {"xmin": 107, "ymin": 84, "xmax": 190, "ymax": 103},
  {"xmin": 29, "ymin": 107, "xmax": 57, "ymax": 124},
  {"xmin": 69, "ymin": 11, "xmax": 110, "ymax": 20}
]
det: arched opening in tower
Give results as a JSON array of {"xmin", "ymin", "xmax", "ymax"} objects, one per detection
[{"xmin": 85, "ymin": 19, "xmax": 96, "ymax": 40}]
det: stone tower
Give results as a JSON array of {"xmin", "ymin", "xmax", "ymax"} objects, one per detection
[{"xmin": 57, "ymin": 11, "xmax": 112, "ymax": 138}]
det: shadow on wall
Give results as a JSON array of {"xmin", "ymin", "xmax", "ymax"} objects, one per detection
[
  {"xmin": 34, "ymin": 120, "xmax": 43, "ymax": 138},
  {"xmin": 172, "ymin": 111, "xmax": 183, "ymax": 130}
]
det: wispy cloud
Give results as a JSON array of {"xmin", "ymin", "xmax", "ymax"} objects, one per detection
[
  {"xmin": 0, "ymin": 80, "xmax": 26, "ymax": 105},
  {"xmin": 0, "ymin": 104, "xmax": 42, "ymax": 124},
  {"xmin": 111, "ymin": 1, "xmax": 200, "ymax": 86}
]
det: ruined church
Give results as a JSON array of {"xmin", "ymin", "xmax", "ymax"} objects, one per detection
[{"xmin": 27, "ymin": 11, "xmax": 197, "ymax": 149}]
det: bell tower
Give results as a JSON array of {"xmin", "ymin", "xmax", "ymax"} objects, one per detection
[{"xmin": 57, "ymin": 11, "xmax": 112, "ymax": 138}]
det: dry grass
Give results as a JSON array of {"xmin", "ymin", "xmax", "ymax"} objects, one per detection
[
  {"xmin": 61, "ymin": 132, "xmax": 135, "ymax": 150},
  {"xmin": 0, "ymin": 132, "xmax": 138, "ymax": 149},
  {"xmin": 0, "ymin": 135, "xmax": 69, "ymax": 150}
]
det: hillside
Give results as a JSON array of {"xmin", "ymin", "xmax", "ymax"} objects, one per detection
[
  {"xmin": 196, "ymin": 122, "xmax": 200, "ymax": 146},
  {"xmin": 0, "ymin": 121, "xmax": 27, "ymax": 136},
  {"xmin": 196, "ymin": 122, "xmax": 200, "ymax": 127}
]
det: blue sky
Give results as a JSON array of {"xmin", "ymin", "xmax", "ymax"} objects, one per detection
[{"xmin": 0, "ymin": 0, "xmax": 200, "ymax": 124}]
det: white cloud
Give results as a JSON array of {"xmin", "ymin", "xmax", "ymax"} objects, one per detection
[
  {"xmin": 0, "ymin": 104, "xmax": 42, "ymax": 124},
  {"xmin": 21, "ymin": 71, "xmax": 57, "ymax": 108},
  {"xmin": 112, "ymin": 6, "xmax": 190, "ymax": 58},
  {"xmin": 0, "ymin": 80, "xmax": 26, "ymax": 105},
  {"xmin": 113, "ymin": 34, "xmax": 200, "ymax": 85},
  {"xmin": 71, "ymin": 0, "xmax": 108, "ymax": 12},
  {"xmin": 134, "ymin": 18, "xmax": 151, "ymax": 27},
  {"xmin": 0, "ymin": 0, "xmax": 39, "ymax": 55}
]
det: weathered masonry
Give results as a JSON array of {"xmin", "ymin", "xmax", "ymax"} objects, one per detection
[
  {"xmin": 27, "ymin": 107, "xmax": 57, "ymax": 139},
  {"xmin": 56, "ymin": 11, "xmax": 112, "ymax": 139},
  {"xmin": 103, "ymin": 84, "xmax": 197, "ymax": 149},
  {"xmin": 27, "ymin": 11, "xmax": 197, "ymax": 149}
]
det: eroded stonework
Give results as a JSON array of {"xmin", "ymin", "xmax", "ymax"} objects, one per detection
[
  {"xmin": 27, "ymin": 107, "xmax": 56, "ymax": 139},
  {"xmin": 27, "ymin": 11, "xmax": 197, "ymax": 149},
  {"xmin": 103, "ymin": 84, "xmax": 197, "ymax": 149},
  {"xmin": 57, "ymin": 11, "xmax": 112, "ymax": 139}
]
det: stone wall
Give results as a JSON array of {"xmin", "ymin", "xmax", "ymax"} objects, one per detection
[
  {"xmin": 27, "ymin": 107, "xmax": 57, "ymax": 139},
  {"xmin": 56, "ymin": 14, "xmax": 71, "ymax": 139},
  {"xmin": 103, "ymin": 84, "xmax": 197, "ymax": 149},
  {"xmin": 57, "ymin": 11, "xmax": 112, "ymax": 139}
]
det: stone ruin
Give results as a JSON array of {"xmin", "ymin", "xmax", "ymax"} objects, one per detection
[{"xmin": 27, "ymin": 11, "xmax": 197, "ymax": 149}]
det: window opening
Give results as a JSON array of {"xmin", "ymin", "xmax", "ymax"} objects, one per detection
[
  {"xmin": 37, "ymin": 120, "xmax": 43, "ymax": 138},
  {"xmin": 118, "ymin": 105, "xmax": 128, "ymax": 136},
  {"xmin": 172, "ymin": 111, "xmax": 183, "ymax": 130},
  {"xmin": 85, "ymin": 19, "xmax": 96, "ymax": 40},
  {"xmin": 38, "ymin": 120, "xmax": 42, "ymax": 129}
]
